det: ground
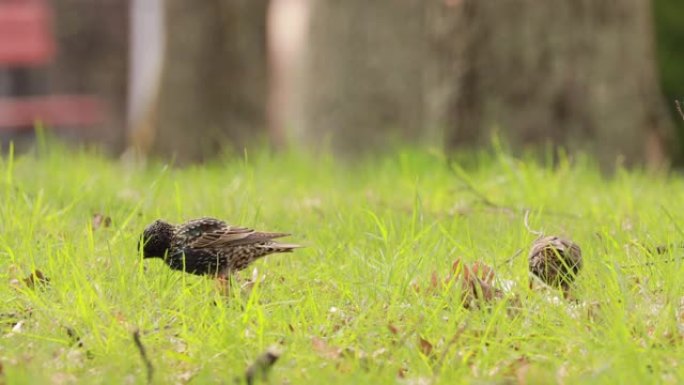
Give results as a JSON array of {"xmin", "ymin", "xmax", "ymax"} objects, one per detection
[{"xmin": 0, "ymin": 143, "xmax": 683, "ymax": 384}]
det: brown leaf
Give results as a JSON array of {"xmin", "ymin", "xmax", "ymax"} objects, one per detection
[
  {"xmin": 387, "ymin": 323, "xmax": 399, "ymax": 335},
  {"xmin": 418, "ymin": 336, "xmax": 433, "ymax": 357},
  {"xmin": 22, "ymin": 270, "xmax": 49, "ymax": 289},
  {"xmin": 410, "ymin": 268, "xmax": 443, "ymax": 295},
  {"xmin": 91, "ymin": 213, "xmax": 112, "ymax": 230},
  {"xmin": 311, "ymin": 337, "xmax": 343, "ymax": 360},
  {"xmin": 450, "ymin": 258, "xmax": 464, "ymax": 276},
  {"xmin": 504, "ymin": 356, "xmax": 531, "ymax": 385},
  {"xmin": 448, "ymin": 260, "xmax": 502, "ymax": 308},
  {"xmin": 114, "ymin": 311, "xmax": 127, "ymax": 325},
  {"xmin": 470, "ymin": 277, "xmax": 502, "ymax": 303},
  {"xmin": 410, "ymin": 278, "xmax": 422, "ymax": 294},
  {"xmin": 470, "ymin": 261, "xmax": 495, "ymax": 284},
  {"xmin": 413, "ymin": 259, "xmax": 502, "ymax": 308},
  {"xmin": 429, "ymin": 271, "xmax": 440, "ymax": 292}
]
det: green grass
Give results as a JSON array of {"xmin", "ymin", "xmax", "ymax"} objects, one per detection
[{"xmin": 0, "ymin": 143, "xmax": 683, "ymax": 384}]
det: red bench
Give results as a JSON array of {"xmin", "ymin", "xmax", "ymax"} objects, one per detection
[{"xmin": 0, "ymin": 0, "xmax": 104, "ymax": 132}]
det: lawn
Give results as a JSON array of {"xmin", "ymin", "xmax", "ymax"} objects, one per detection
[{"xmin": 0, "ymin": 142, "xmax": 682, "ymax": 384}]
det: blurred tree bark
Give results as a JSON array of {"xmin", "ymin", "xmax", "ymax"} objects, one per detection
[
  {"xmin": 653, "ymin": 0, "xmax": 684, "ymax": 162},
  {"xmin": 301, "ymin": 0, "xmax": 427, "ymax": 155},
  {"xmin": 50, "ymin": 0, "xmax": 130, "ymax": 153},
  {"xmin": 152, "ymin": 0, "xmax": 268, "ymax": 163},
  {"xmin": 448, "ymin": 0, "xmax": 674, "ymax": 169}
]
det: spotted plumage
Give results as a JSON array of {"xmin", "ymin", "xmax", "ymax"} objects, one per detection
[
  {"xmin": 528, "ymin": 236, "xmax": 582, "ymax": 293},
  {"xmin": 139, "ymin": 217, "xmax": 300, "ymax": 277}
]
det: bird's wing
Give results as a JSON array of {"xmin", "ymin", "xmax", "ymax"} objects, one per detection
[
  {"xmin": 176, "ymin": 218, "xmax": 290, "ymax": 249},
  {"xmin": 187, "ymin": 225, "xmax": 257, "ymax": 248},
  {"xmin": 174, "ymin": 217, "xmax": 231, "ymax": 246},
  {"xmin": 192, "ymin": 227, "xmax": 292, "ymax": 249}
]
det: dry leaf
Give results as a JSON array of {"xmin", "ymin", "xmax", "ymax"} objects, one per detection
[
  {"xmin": 430, "ymin": 271, "xmax": 440, "ymax": 292},
  {"xmin": 413, "ymin": 258, "xmax": 502, "ymax": 308},
  {"xmin": 311, "ymin": 337, "xmax": 343, "ymax": 360},
  {"xmin": 10, "ymin": 320, "xmax": 24, "ymax": 334},
  {"xmin": 449, "ymin": 260, "xmax": 502, "ymax": 308},
  {"xmin": 418, "ymin": 336, "xmax": 433, "ymax": 357},
  {"xmin": 512, "ymin": 356, "xmax": 531, "ymax": 385},
  {"xmin": 469, "ymin": 261, "xmax": 495, "ymax": 284},
  {"xmin": 387, "ymin": 323, "xmax": 399, "ymax": 335},
  {"xmin": 22, "ymin": 270, "xmax": 49, "ymax": 289},
  {"xmin": 91, "ymin": 213, "xmax": 112, "ymax": 230}
]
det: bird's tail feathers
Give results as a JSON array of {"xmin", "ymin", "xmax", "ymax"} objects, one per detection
[
  {"xmin": 260, "ymin": 232, "xmax": 291, "ymax": 240},
  {"xmin": 259, "ymin": 242, "xmax": 303, "ymax": 252}
]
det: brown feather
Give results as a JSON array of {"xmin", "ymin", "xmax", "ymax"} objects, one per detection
[
  {"xmin": 188, "ymin": 226, "xmax": 254, "ymax": 248},
  {"xmin": 190, "ymin": 229, "xmax": 292, "ymax": 248}
]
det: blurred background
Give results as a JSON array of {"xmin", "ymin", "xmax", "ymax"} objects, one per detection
[{"xmin": 0, "ymin": 0, "xmax": 682, "ymax": 169}]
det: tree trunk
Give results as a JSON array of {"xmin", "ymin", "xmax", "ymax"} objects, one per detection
[
  {"xmin": 50, "ymin": 0, "xmax": 130, "ymax": 153},
  {"xmin": 653, "ymin": 0, "xmax": 684, "ymax": 163},
  {"xmin": 152, "ymin": 0, "xmax": 269, "ymax": 164},
  {"xmin": 449, "ymin": 0, "xmax": 674, "ymax": 170},
  {"xmin": 301, "ymin": 0, "xmax": 427, "ymax": 155}
]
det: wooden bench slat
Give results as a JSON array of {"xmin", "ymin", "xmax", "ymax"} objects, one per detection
[{"xmin": 0, "ymin": 95, "xmax": 106, "ymax": 130}]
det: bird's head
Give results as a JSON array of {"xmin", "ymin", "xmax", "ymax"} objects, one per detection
[{"xmin": 138, "ymin": 220, "xmax": 174, "ymax": 259}]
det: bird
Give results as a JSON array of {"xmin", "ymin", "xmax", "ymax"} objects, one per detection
[
  {"xmin": 138, "ymin": 217, "xmax": 300, "ymax": 278},
  {"xmin": 528, "ymin": 235, "xmax": 582, "ymax": 296}
]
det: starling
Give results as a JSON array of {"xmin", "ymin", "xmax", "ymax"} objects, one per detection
[
  {"xmin": 139, "ymin": 217, "xmax": 300, "ymax": 277},
  {"xmin": 528, "ymin": 236, "xmax": 582, "ymax": 295}
]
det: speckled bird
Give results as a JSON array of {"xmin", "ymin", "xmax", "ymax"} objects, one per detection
[
  {"xmin": 139, "ymin": 217, "xmax": 300, "ymax": 277},
  {"xmin": 528, "ymin": 235, "xmax": 582, "ymax": 294}
]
